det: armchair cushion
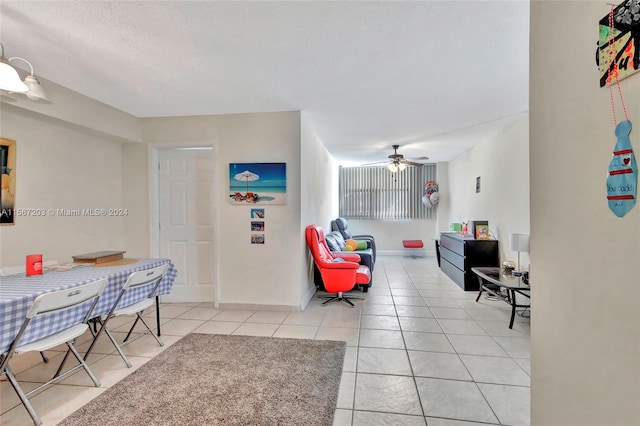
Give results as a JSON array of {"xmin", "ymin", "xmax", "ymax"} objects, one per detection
[
  {"xmin": 325, "ymin": 233, "xmax": 341, "ymax": 252},
  {"xmin": 331, "ymin": 217, "xmax": 376, "ymax": 262},
  {"xmin": 325, "ymin": 231, "xmax": 374, "ymax": 272},
  {"xmin": 325, "ymin": 231, "xmax": 346, "ymax": 251}
]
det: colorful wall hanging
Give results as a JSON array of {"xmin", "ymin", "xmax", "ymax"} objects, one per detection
[
  {"xmin": 422, "ymin": 180, "xmax": 439, "ymax": 208},
  {"xmin": 607, "ymin": 121, "xmax": 637, "ymax": 217},
  {"xmin": 598, "ymin": 0, "xmax": 640, "ymax": 87},
  {"xmin": 604, "ymin": 4, "xmax": 637, "ymax": 217}
]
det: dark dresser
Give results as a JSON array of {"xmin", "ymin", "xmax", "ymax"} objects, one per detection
[{"xmin": 439, "ymin": 232, "xmax": 499, "ymax": 291}]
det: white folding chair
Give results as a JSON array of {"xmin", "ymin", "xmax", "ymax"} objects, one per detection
[
  {"xmin": 97, "ymin": 263, "xmax": 168, "ymax": 368},
  {"xmin": 1, "ymin": 261, "xmax": 60, "ymax": 364},
  {"xmin": 0, "ymin": 278, "xmax": 108, "ymax": 426}
]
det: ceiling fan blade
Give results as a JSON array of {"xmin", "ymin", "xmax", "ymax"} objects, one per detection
[
  {"xmin": 361, "ymin": 160, "xmax": 390, "ymax": 167},
  {"xmin": 401, "ymin": 159, "xmax": 427, "ymax": 167}
]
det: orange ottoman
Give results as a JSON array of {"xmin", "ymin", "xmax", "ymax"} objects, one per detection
[{"xmin": 402, "ymin": 240, "xmax": 424, "ymax": 258}]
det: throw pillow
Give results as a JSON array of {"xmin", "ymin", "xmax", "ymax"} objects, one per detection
[
  {"xmin": 345, "ymin": 239, "xmax": 358, "ymax": 251},
  {"xmin": 325, "ymin": 234, "xmax": 340, "ymax": 252}
]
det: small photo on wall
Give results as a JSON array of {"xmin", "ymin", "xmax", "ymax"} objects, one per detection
[
  {"xmin": 251, "ymin": 221, "xmax": 265, "ymax": 231},
  {"xmin": 251, "ymin": 234, "xmax": 265, "ymax": 244},
  {"xmin": 251, "ymin": 208, "xmax": 265, "ymax": 219}
]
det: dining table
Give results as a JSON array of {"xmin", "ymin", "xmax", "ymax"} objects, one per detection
[{"xmin": 0, "ymin": 258, "xmax": 177, "ymax": 354}]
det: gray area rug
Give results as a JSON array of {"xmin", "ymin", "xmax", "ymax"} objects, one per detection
[{"xmin": 59, "ymin": 333, "xmax": 346, "ymax": 426}]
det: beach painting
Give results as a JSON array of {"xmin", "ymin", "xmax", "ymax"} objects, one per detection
[{"xmin": 229, "ymin": 162, "xmax": 286, "ymax": 205}]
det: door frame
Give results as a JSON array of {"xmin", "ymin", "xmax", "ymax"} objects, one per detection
[{"xmin": 148, "ymin": 143, "xmax": 220, "ymax": 306}]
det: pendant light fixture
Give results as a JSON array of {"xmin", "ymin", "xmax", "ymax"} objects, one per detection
[
  {"xmin": 0, "ymin": 42, "xmax": 48, "ymax": 101},
  {"xmin": 386, "ymin": 161, "xmax": 407, "ymax": 173}
]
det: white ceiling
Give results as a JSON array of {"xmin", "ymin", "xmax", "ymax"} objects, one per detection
[{"xmin": 0, "ymin": 1, "xmax": 529, "ymax": 165}]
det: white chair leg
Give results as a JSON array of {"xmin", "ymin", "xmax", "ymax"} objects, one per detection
[
  {"xmin": 136, "ymin": 313, "xmax": 164, "ymax": 346},
  {"xmin": 103, "ymin": 327, "xmax": 132, "ymax": 368},
  {"xmin": 4, "ymin": 366, "xmax": 42, "ymax": 426},
  {"xmin": 66, "ymin": 341, "xmax": 101, "ymax": 387}
]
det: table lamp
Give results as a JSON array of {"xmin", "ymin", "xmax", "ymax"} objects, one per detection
[{"xmin": 509, "ymin": 233, "xmax": 529, "ymax": 275}]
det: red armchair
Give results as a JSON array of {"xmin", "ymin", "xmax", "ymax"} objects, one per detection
[{"xmin": 305, "ymin": 225, "xmax": 371, "ymax": 307}]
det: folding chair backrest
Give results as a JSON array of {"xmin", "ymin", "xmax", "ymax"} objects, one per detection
[
  {"xmin": 123, "ymin": 263, "xmax": 168, "ymax": 293},
  {"xmin": 26, "ymin": 278, "xmax": 108, "ymax": 319}
]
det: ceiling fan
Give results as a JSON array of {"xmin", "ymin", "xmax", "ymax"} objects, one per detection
[{"xmin": 362, "ymin": 145, "xmax": 429, "ymax": 172}]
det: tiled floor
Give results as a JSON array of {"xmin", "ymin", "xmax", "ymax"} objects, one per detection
[{"xmin": 0, "ymin": 255, "xmax": 530, "ymax": 425}]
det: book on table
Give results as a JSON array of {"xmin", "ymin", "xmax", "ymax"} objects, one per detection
[
  {"xmin": 475, "ymin": 225, "xmax": 490, "ymax": 240},
  {"xmin": 72, "ymin": 251, "xmax": 126, "ymax": 264}
]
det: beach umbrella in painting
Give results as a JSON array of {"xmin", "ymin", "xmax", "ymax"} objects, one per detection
[{"xmin": 233, "ymin": 170, "xmax": 259, "ymax": 193}]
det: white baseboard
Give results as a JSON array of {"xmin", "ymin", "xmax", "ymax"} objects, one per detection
[
  {"xmin": 378, "ymin": 249, "xmax": 436, "ymax": 257},
  {"xmin": 300, "ymin": 286, "xmax": 317, "ymax": 311}
]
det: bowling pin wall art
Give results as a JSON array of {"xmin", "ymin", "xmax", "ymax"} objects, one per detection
[{"xmin": 607, "ymin": 120, "xmax": 637, "ymax": 217}]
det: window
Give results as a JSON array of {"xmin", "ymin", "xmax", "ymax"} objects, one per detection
[{"xmin": 339, "ymin": 164, "xmax": 436, "ymax": 220}]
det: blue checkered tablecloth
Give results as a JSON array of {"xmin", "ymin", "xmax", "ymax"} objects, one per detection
[{"xmin": 0, "ymin": 258, "xmax": 177, "ymax": 354}]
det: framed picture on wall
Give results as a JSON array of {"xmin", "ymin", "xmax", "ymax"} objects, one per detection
[
  {"xmin": 1, "ymin": 138, "xmax": 16, "ymax": 225},
  {"xmin": 251, "ymin": 208, "xmax": 265, "ymax": 218},
  {"xmin": 598, "ymin": 1, "xmax": 640, "ymax": 87},
  {"xmin": 229, "ymin": 162, "xmax": 286, "ymax": 205},
  {"xmin": 251, "ymin": 221, "xmax": 265, "ymax": 231}
]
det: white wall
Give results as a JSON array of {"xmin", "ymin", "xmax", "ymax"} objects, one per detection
[
  {"xmin": 121, "ymin": 143, "xmax": 150, "ymax": 258},
  {"xmin": 435, "ymin": 161, "xmax": 450, "ymax": 234},
  {"xmin": 300, "ymin": 112, "xmax": 339, "ymax": 306},
  {"xmin": 140, "ymin": 111, "xmax": 303, "ymax": 309},
  {"xmin": 530, "ymin": 2, "xmax": 640, "ymax": 425},
  {"xmin": 347, "ymin": 219, "xmax": 437, "ymax": 256},
  {"xmin": 3, "ymin": 77, "xmax": 141, "ymax": 144},
  {"xmin": 448, "ymin": 113, "xmax": 530, "ymax": 265},
  {"xmin": 0, "ymin": 106, "xmax": 126, "ymax": 266}
]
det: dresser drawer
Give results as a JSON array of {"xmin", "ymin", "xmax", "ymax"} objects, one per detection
[
  {"xmin": 440, "ymin": 246, "xmax": 465, "ymax": 271},
  {"xmin": 441, "ymin": 258, "xmax": 465, "ymax": 288},
  {"xmin": 440, "ymin": 234, "xmax": 465, "ymax": 255}
]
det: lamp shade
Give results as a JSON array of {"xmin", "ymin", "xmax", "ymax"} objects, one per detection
[
  {"xmin": 0, "ymin": 62, "xmax": 28, "ymax": 93},
  {"xmin": 387, "ymin": 162, "xmax": 406, "ymax": 173},
  {"xmin": 24, "ymin": 75, "xmax": 48, "ymax": 101},
  {"xmin": 509, "ymin": 233, "xmax": 530, "ymax": 253}
]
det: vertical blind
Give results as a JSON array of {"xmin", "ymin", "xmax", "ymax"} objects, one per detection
[{"xmin": 339, "ymin": 164, "xmax": 437, "ymax": 220}]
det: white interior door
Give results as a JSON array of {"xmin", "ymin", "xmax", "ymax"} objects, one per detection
[{"xmin": 158, "ymin": 148, "xmax": 215, "ymax": 302}]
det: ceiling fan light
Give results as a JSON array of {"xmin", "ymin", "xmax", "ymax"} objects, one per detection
[
  {"xmin": 0, "ymin": 61, "xmax": 28, "ymax": 93},
  {"xmin": 24, "ymin": 75, "xmax": 48, "ymax": 101},
  {"xmin": 387, "ymin": 163, "xmax": 398, "ymax": 173},
  {"xmin": 398, "ymin": 163, "xmax": 407, "ymax": 171}
]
